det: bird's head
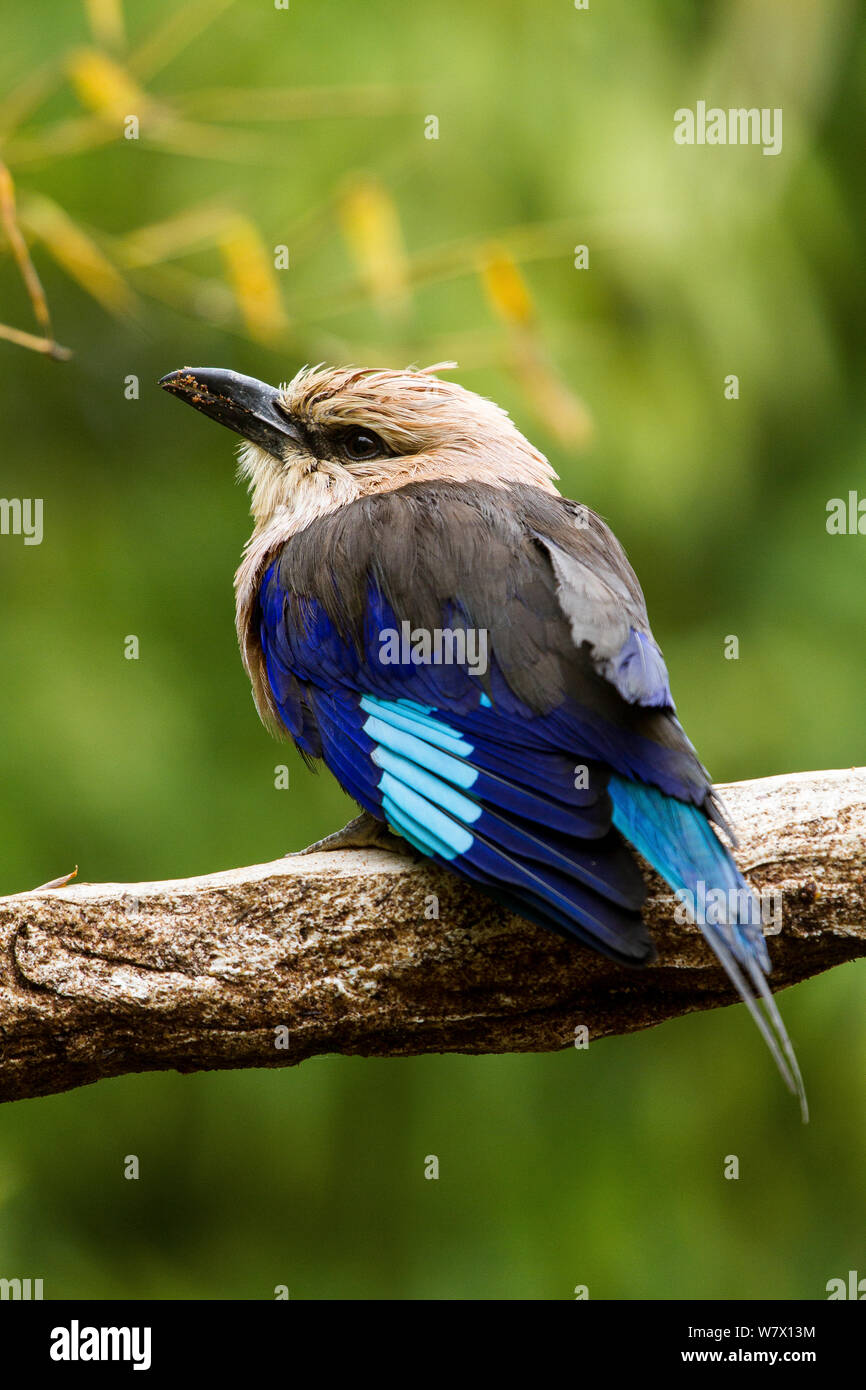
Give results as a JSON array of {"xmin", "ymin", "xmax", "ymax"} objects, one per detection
[{"xmin": 159, "ymin": 362, "xmax": 558, "ymax": 531}]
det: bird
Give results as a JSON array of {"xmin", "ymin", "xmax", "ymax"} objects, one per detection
[{"xmin": 159, "ymin": 360, "xmax": 807, "ymax": 1118}]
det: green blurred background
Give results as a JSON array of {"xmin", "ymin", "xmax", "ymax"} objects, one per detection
[{"xmin": 0, "ymin": 0, "xmax": 863, "ymax": 1299}]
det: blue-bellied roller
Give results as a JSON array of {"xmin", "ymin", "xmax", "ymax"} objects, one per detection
[{"xmin": 159, "ymin": 362, "xmax": 806, "ymax": 1117}]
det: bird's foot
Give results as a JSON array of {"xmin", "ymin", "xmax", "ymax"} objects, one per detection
[{"xmin": 290, "ymin": 812, "xmax": 416, "ymax": 858}]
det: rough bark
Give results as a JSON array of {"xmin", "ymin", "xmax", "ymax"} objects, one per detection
[{"xmin": 0, "ymin": 767, "xmax": 863, "ymax": 1103}]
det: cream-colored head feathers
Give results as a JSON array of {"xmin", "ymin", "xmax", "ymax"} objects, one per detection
[{"xmin": 237, "ymin": 362, "xmax": 558, "ymax": 529}]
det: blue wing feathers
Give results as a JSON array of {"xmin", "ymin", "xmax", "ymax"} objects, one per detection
[
  {"xmin": 255, "ymin": 507, "xmax": 807, "ymax": 1117},
  {"xmin": 259, "ymin": 566, "xmax": 746, "ymax": 955},
  {"xmin": 258, "ymin": 568, "xmax": 702, "ymax": 963}
]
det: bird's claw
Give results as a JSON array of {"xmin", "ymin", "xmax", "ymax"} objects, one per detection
[{"xmin": 289, "ymin": 812, "xmax": 417, "ymax": 857}]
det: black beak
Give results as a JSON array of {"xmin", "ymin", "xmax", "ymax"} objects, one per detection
[{"xmin": 158, "ymin": 367, "xmax": 302, "ymax": 456}]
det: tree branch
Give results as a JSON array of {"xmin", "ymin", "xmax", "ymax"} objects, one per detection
[{"xmin": 1, "ymin": 767, "xmax": 863, "ymax": 1103}]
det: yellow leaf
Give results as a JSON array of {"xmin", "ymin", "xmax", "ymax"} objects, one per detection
[
  {"xmin": 83, "ymin": 0, "xmax": 126, "ymax": 52},
  {"xmin": 120, "ymin": 201, "xmax": 235, "ymax": 268},
  {"xmin": 19, "ymin": 193, "xmax": 137, "ymax": 317},
  {"xmin": 480, "ymin": 245, "xmax": 535, "ymax": 327},
  {"xmin": 67, "ymin": 48, "xmax": 146, "ymax": 119},
  {"xmin": 218, "ymin": 215, "xmax": 288, "ymax": 345},
  {"xmin": 337, "ymin": 176, "xmax": 410, "ymax": 318}
]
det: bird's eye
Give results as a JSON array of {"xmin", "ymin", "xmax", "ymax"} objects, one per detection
[{"xmin": 342, "ymin": 427, "xmax": 385, "ymax": 461}]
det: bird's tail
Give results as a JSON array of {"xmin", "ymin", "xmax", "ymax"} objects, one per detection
[{"xmin": 609, "ymin": 776, "xmax": 808, "ymax": 1122}]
